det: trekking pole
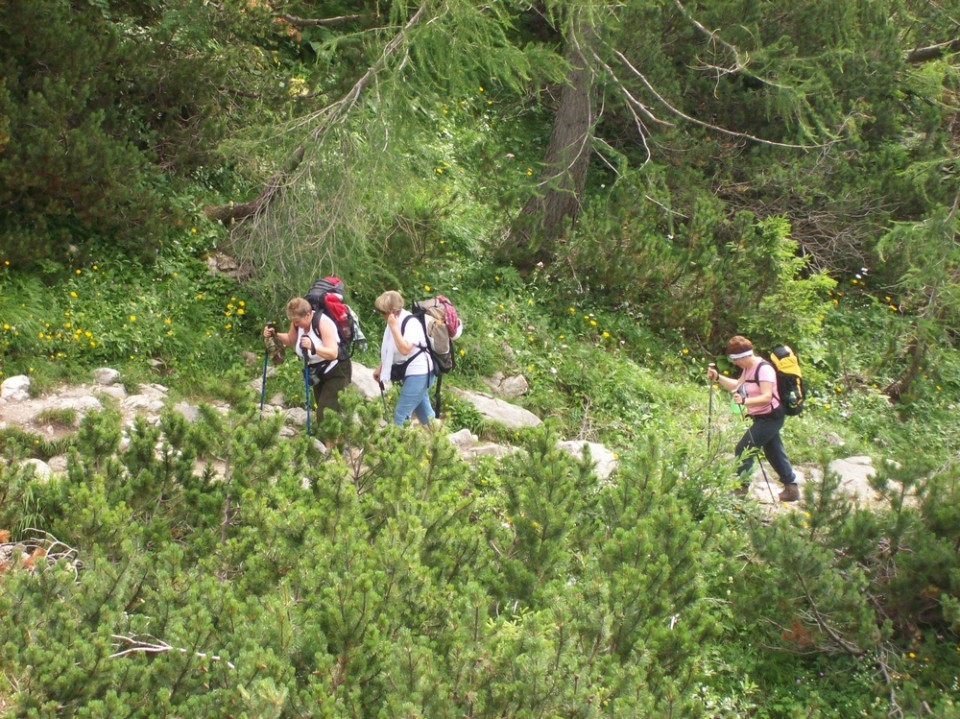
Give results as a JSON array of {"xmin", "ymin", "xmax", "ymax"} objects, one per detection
[
  {"xmin": 259, "ymin": 322, "xmax": 274, "ymax": 420},
  {"xmin": 378, "ymin": 379, "xmax": 388, "ymax": 417},
  {"xmin": 303, "ymin": 354, "xmax": 312, "ymax": 436},
  {"xmin": 707, "ymin": 363, "xmax": 716, "ymax": 452},
  {"xmin": 747, "ymin": 426, "xmax": 777, "ymax": 504},
  {"xmin": 433, "ymin": 372, "xmax": 443, "ymax": 420},
  {"xmin": 259, "ymin": 347, "xmax": 269, "ymax": 419}
]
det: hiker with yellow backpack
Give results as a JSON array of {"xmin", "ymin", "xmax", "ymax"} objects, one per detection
[{"xmin": 707, "ymin": 335, "xmax": 802, "ymax": 502}]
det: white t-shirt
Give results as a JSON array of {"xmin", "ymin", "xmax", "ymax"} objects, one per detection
[
  {"xmin": 380, "ymin": 310, "xmax": 432, "ymax": 377},
  {"xmin": 296, "ymin": 312, "xmax": 340, "ymax": 374}
]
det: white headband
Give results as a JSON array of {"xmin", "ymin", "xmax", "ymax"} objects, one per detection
[{"xmin": 727, "ymin": 349, "xmax": 753, "ymax": 360}]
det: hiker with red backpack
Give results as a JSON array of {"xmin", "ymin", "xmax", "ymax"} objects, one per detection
[
  {"xmin": 372, "ymin": 290, "xmax": 436, "ymax": 428},
  {"xmin": 707, "ymin": 335, "xmax": 800, "ymax": 502},
  {"xmin": 262, "ymin": 295, "xmax": 353, "ymax": 421}
]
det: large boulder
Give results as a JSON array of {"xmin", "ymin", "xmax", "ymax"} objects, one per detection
[
  {"xmin": 452, "ymin": 388, "xmax": 542, "ymax": 430},
  {"xmin": 351, "ymin": 361, "xmax": 385, "ymax": 401}
]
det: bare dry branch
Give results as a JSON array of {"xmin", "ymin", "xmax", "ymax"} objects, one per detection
[
  {"xmin": 1, "ymin": 529, "xmax": 80, "ymax": 580},
  {"xmin": 673, "ymin": 0, "xmax": 793, "ymax": 93},
  {"xmin": 205, "ymin": 5, "xmax": 429, "ymax": 225},
  {"xmin": 110, "ymin": 635, "xmax": 236, "ymax": 669},
  {"xmin": 611, "ymin": 47, "xmax": 840, "ymax": 150},
  {"xmin": 281, "ymin": 13, "xmax": 361, "ymax": 28}
]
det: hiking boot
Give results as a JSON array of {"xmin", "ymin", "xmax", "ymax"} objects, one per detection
[{"xmin": 778, "ymin": 482, "xmax": 800, "ymax": 502}]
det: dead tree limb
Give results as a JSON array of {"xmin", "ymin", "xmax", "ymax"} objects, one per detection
[
  {"xmin": 905, "ymin": 38, "xmax": 960, "ymax": 64},
  {"xmin": 281, "ymin": 13, "xmax": 361, "ymax": 28},
  {"xmin": 204, "ymin": 5, "xmax": 428, "ymax": 226}
]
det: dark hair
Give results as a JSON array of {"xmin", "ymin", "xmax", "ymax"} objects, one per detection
[{"xmin": 724, "ymin": 335, "xmax": 753, "ymax": 355}]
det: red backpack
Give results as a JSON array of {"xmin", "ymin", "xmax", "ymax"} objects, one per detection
[{"xmin": 304, "ymin": 276, "xmax": 365, "ymax": 355}]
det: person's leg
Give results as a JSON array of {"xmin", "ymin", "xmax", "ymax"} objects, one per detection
[
  {"xmin": 735, "ymin": 417, "xmax": 781, "ymax": 482},
  {"xmin": 394, "ymin": 373, "xmax": 431, "ymax": 425},
  {"xmin": 734, "ymin": 426, "xmax": 759, "ymax": 480},
  {"xmin": 411, "ymin": 372, "xmax": 436, "ymax": 426},
  {"xmin": 316, "ymin": 361, "xmax": 351, "ymax": 417},
  {"xmin": 762, "ymin": 433, "xmax": 796, "ymax": 484}
]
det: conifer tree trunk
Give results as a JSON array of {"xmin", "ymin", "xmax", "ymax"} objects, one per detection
[{"xmin": 506, "ymin": 16, "xmax": 595, "ymax": 270}]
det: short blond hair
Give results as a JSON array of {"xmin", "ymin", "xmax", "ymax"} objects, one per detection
[
  {"xmin": 374, "ymin": 290, "xmax": 404, "ymax": 314},
  {"xmin": 285, "ymin": 297, "xmax": 312, "ymax": 320}
]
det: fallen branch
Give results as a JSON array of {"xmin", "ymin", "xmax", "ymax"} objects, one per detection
[
  {"xmin": 110, "ymin": 634, "xmax": 236, "ymax": 670},
  {"xmin": 0, "ymin": 529, "xmax": 80, "ymax": 580},
  {"xmin": 280, "ymin": 13, "xmax": 361, "ymax": 28},
  {"xmin": 904, "ymin": 38, "xmax": 960, "ymax": 64}
]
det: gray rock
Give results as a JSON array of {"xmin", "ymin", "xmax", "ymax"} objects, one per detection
[
  {"xmin": 48, "ymin": 456, "xmax": 69, "ymax": 473},
  {"xmin": 249, "ymin": 366, "xmax": 277, "ymax": 395},
  {"xmin": 485, "ymin": 372, "xmax": 529, "ymax": 398},
  {"xmin": 60, "ymin": 396, "xmax": 104, "ymax": 415},
  {"xmin": 452, "ymin": 388, "xmax": 542, "ymax": 429},
  {"xmin": 92, "ymin": 367, "xmax": 121, "ymax": 385},
  {"xmin": 1, "ymin": 375, "xmax": 30, "ymax": 402},
  {"xmin": 351, "ymin": 362, "xmax": 385, "ymax": 400},
  {"xmin": 285, "ymin": 407, "xmax": 308, "ymax": 427},
  {"xmin": 556, "ymin": 440, "xmax": 619, "ymax": 481},
  {"xmin": 461, "ymin": 443, "xmax": 520, "ymax": 460},
  {"xmin": 21, "ymin": 458, "xmax": 53, "ymax": 481},
  {"xmin": 828, "ymin": 456, "xmax": 877, "ymax": 504},
  {"xmin": 95, "ymin": 385, "xmax": 127, "ymax": 401},
  {"xmin": 447, "ymin": 428, "xmax": 479, "ymax": 449},
  {"xmin": 172, "ymin": 401, "xmax": 201, "ymax": 423},
  {"xmin": 121, "ymin": 395, "xmax": 166, "ymax": 414}
]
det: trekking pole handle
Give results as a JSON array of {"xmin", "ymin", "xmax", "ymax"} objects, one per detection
[
  {"xmin": 299, "ymin": 337, "xmax": 315, "ymax": 356},
  {"xmin": 265, "ymin": 321, "xmax": 275, "ymax": 334}
]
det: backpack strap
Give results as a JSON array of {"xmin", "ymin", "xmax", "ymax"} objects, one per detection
[
  {"xmin": 408, "ymin": 314, "xmax": 443, "ymax": 416},
  {"xmin": 310, "ymin": 310, "xmax": 349, "ymax": 364},
  {"xmin": 742, "ymin": 359, "xmax": 780, "ymax": 414},
  {"xmin": 400, "ymin": 314, "xmax": 431, "ymax": 369}
]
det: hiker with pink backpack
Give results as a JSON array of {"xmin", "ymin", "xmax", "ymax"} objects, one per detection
[{"xmin": 372, "ymin": 290, "xmax": 462, "ymax": 426}]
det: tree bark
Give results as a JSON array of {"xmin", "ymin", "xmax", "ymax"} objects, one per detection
[
  {"xmin": 904, "ymin": 38, "xmax": 960, "ymax": 64},
  {"xmin": 506, "ymin": 16, "xmax": 595, "ymax": 269},
  {"xmin": 883, "ymin": 337, "xmax": 926, "ymax": 402}
]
